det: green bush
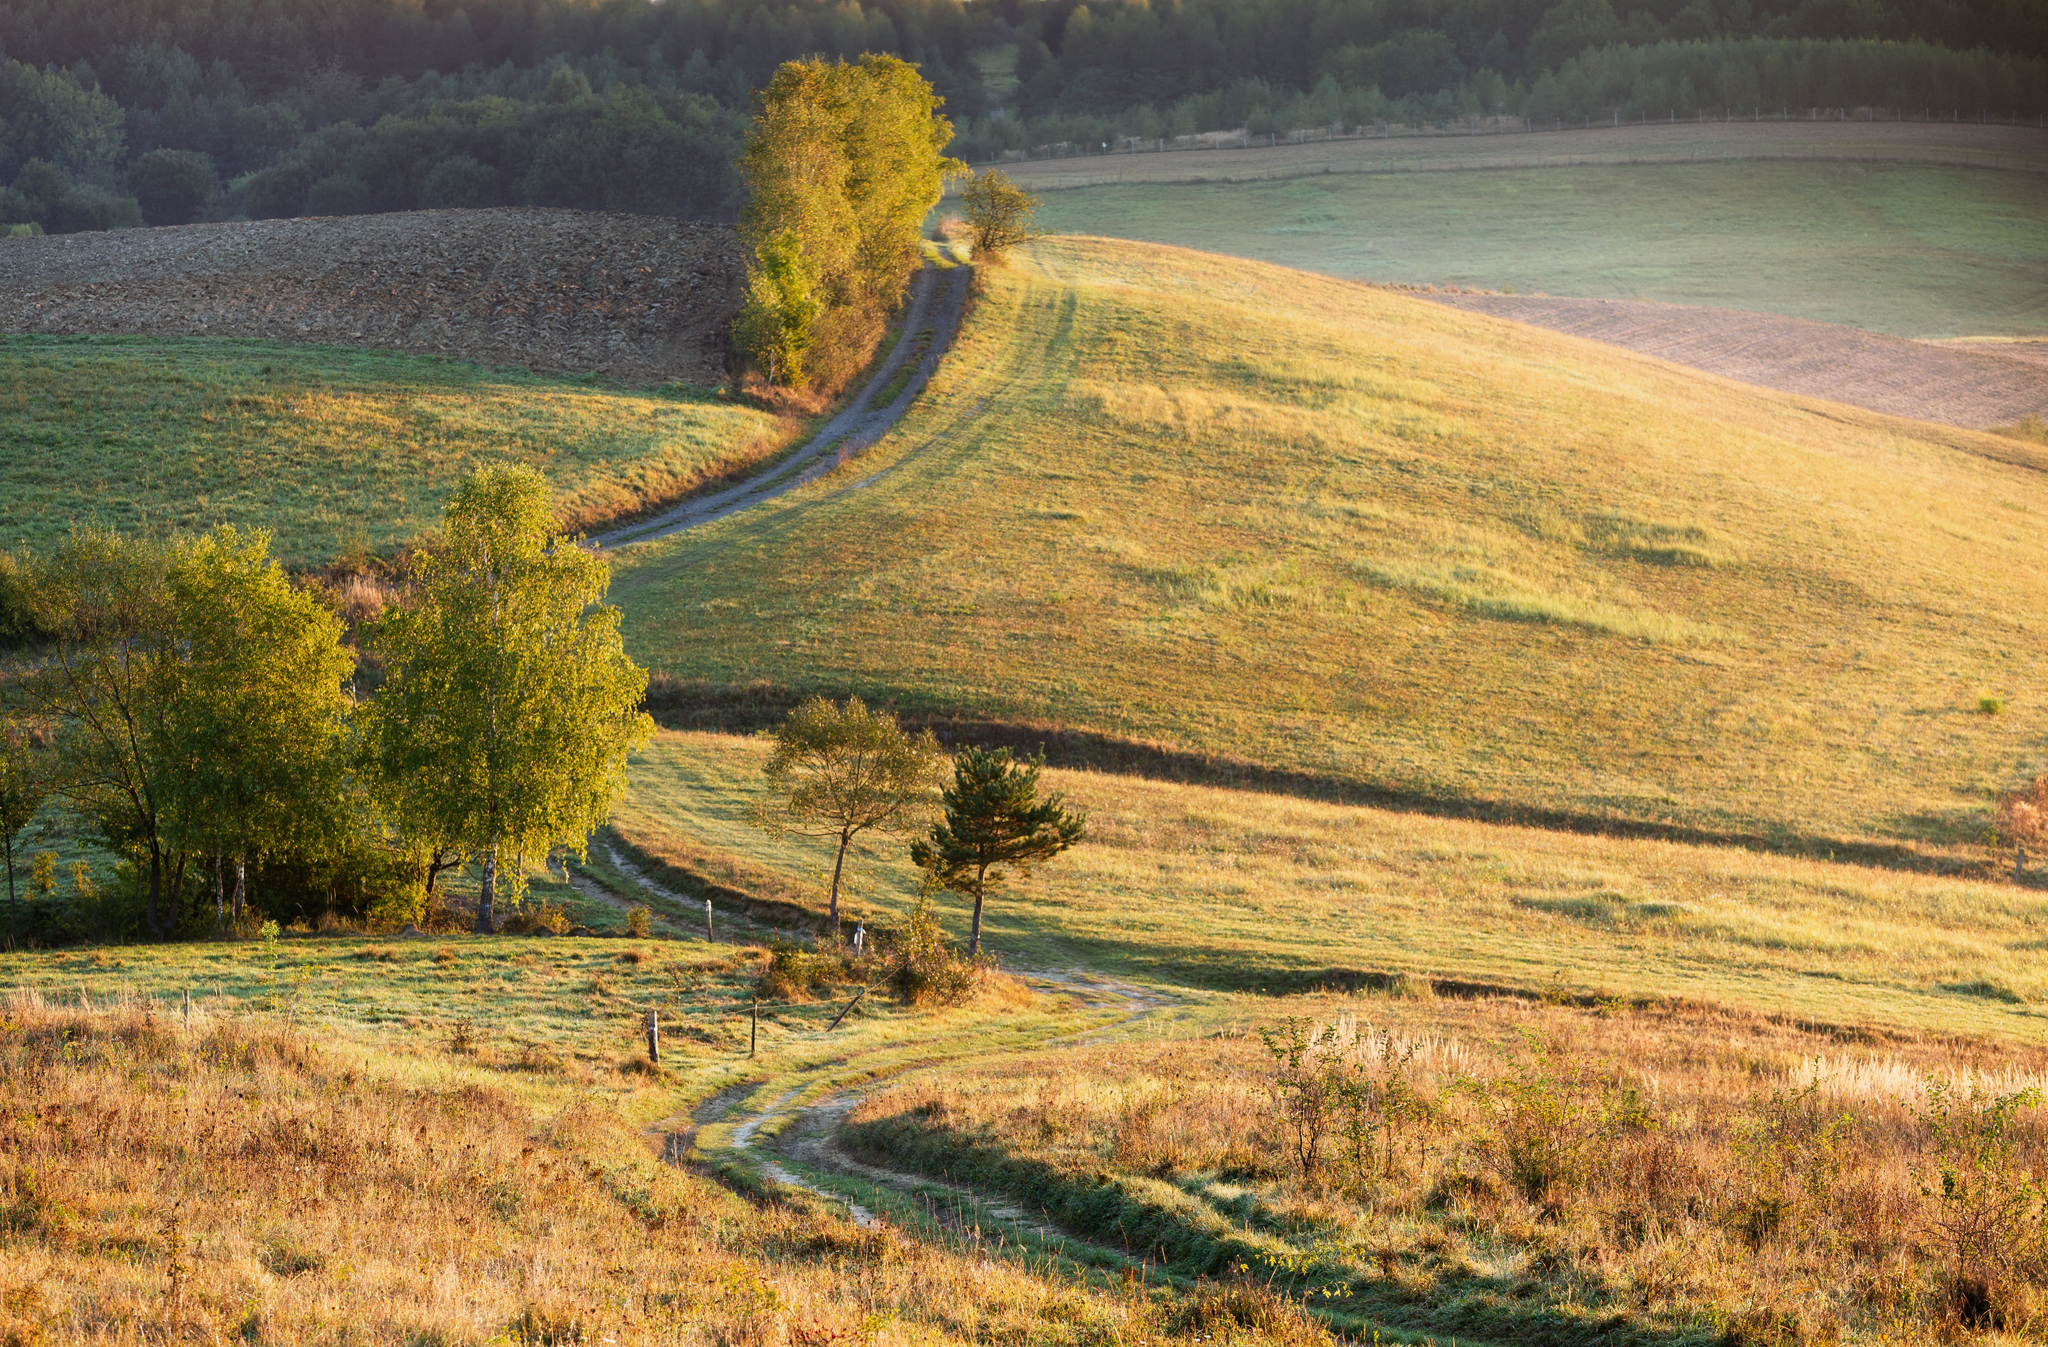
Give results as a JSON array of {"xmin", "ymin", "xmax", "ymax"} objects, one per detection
[{"xmin": 886, "ymin": 892, "xmax": 979, "ymax": 1006}]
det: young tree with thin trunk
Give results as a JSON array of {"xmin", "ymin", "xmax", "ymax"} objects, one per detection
[
  {"xmin": 359, "ymin": 466, "xmax": 654, "ymax": 934},
  {"xmin": 911, "ymin": 746, "xmax": 1085, "ymax": 957},
  {"xmin": 0, "ymin": 714, "xmax": 54, "ymax": 947},
  {"xmin": 959, "ymin": 169, "xmax": 1039, "ymax": 260},
  {"xmin": 747, "ymin": 696, "xmax": 945, "ymax": 928}
]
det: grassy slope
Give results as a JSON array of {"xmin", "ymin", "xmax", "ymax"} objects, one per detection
[
  {"xmin": 0, "ymin": 335, "xmax": 789, "ymax": 563},
  {"xmin": 612, "ymin": 731, "xmax": 2048, "ymax": 1044},
  {"xmin": 611, "ymin": 237, "xmax": 2048, "ymax": 858},
  {"xmin": 1024, "ymin": 161, "xmax": 2048, "ymax": 337}
]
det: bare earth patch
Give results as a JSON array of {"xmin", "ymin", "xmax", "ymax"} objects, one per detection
[
  {"xmin": 0, "ymin": 207, "xmax": 747, "ymax": 387},
  {"xmin": 1428, "ymin": 293, "xmax": 2048, "ymax": 429}
]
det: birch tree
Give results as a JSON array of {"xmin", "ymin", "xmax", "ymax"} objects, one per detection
[{"xmin": 360, "ymin": 466, "xmax": 653, "ymax": 933}]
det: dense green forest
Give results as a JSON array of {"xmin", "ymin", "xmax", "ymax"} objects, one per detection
[{"xmin": 1, "ymin": 0, "xmax": 2044, "ymax": 232}]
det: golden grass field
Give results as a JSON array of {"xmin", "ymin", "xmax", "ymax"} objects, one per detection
[
  {"xmin": 0, "ymin": 336, "xmax": 790, "ymax": 563},
  {"xmin": 610, "ymin": 236, "xmax": 2048, "ymax": 863}
]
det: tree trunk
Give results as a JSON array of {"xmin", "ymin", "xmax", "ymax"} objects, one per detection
[
  {"xmin": 214, "ymin": 854, "xmax": 224, "ymax": 934},
  {"xmin": 145, "ymin": 842, "xmax": 163, "ymax": 938},
  {"xmin": 829, "ymin": 832, "xmax": 850, "ymax": 929},
  {"xmin": 169, "ymin": 853, "xmax": 187, "ymax": 934},
  {"xmin": 967, "ymin": 863, "xmax": 990, "ymax": 957},
  {"xmin": 475, "ymin": 845, "xmax": 498, "ymax": 934},
  {"xmin": 232, "ymin": 857, "xmax": 245, "ymax": 925},
  {"xmin": 5, "ymin": 833, "xmax": 15, "ymax": 950}
]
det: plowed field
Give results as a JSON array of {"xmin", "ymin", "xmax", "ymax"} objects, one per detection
[{"xmin": 0, "ymin": 207, "xmax": 747, "ymax": 387}]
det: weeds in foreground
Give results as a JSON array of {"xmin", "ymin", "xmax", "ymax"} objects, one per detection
[{"xmin": 850, "ymin": 992, "xmax": 2048, "ymax": 1341}]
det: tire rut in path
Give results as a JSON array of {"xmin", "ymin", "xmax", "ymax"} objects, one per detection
[{"xmin": 594, "ymin": 262, "xmax": 974, "ymax": 549}]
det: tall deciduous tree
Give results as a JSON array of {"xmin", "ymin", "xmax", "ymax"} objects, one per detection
[
  {"xmin": 911, "ymin": 746, "xmax": 1085, "ymax": 957},
  {"xmin": 748, "ymin": 696, "xmax": 945, "ymax": 928},
  {"xmin": 360, "ymin": 465, "xmax": 653, "ymax": 934},
  {"xmin": 157, "ymin": 526, "xmax": 355, "ymax": 931},
  {"xmin": 735, "ymin": 54, "xmax": 960, "ymax": 386},
  {"xmin": 0, "ymin": 713, "xmax": 55, "ymax": 947},
  {"xmin": 18, "ymin": 525, "xmax": 359, "ymax": 938},
  {"xmin": 17, "ymin": 529, "xmax": 186, "ymax": 937}
]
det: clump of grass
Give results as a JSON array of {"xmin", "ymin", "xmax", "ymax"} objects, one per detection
[
  {"xmin": 1980, "ymin": 694, "xmax": 2006, "ymax": 715},
  {"xmin": 1358, "ymin": 560, "xmax": 1727, "ymax": 644},
  {"xmin": 1388, "ymin": 971, "xmax": 1436, "ymax": 1001},
  {"xmin": 1993, "ymin": 413, "xmax": 2048, "ymax": 446},
  {"xmin": 354, "ymin": 945, "xmax": 399, "ymax": 962},
  {"xmin": 616, "ymin": 948, "xmax": 646, "ymax": 966}
]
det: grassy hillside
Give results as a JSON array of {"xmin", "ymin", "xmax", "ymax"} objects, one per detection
[
  {"xmin": 610, "ymin": 237, "xmax": 2048, "ymax": 858},
  {"xmin": 1024, "ymin": 160, "xmax": 2048, "ymax": 337},
  {"xmin": 612, "ymin": 731, "xmax": 2048, "ymax": 1044},
  {"xmin": 0, "ymin": 335, "xmax": 790, "ymax": 563}
]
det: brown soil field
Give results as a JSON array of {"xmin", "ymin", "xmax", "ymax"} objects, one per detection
[
  {"xmin": 1427, "ymin": 292, "xmax": 2048, "ymax": 429},
  {"xmin": 988, "ymin": 120, "xmax": 2048, "ymax": 189},
  {"xmin": 0, "ymin": 207, "xmax": 747, "ymax": 386}
]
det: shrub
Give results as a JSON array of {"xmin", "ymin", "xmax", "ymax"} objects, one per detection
[
  {"xmin": 1913, "ymin": 1078, "xmax": 2048, "ymax": 1322},
  {"xmin": 885, "ymin": 893, "xmax": 980, "ymax": 1006},
  {"xmin": 758, "ymin": 937, "xmax": 844, "ymax": 1001},
  {"xmin": 625, "ymin": 904, "xmax": 651, "ymax": 938},
  {"xmin": 1980, "ymin": 694, "xmax": 2005, "ymax": 715},
  {"xmin": 502, "ymin": 902, "xmax": 572, "ymax": 936}
]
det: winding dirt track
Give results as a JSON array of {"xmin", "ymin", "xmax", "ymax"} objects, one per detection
[
  {"xmin": 1426, "ymin": 293, "xmax": 2048, "ymax": 429},
  {"xmin": 592, "ymin": 261, "xmax": 975, "ymax": 549},
  {"xmin": 701, "ymin": 968, "xmax": 1172, "ymax": 1248}
]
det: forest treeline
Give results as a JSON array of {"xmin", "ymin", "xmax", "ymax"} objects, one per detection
[{"xmin": 1, "ymin": 0, "xmax": 2043, "ymax": 232}]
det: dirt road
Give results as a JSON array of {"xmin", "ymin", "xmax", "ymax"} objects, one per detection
[{"xmin": 592, "ymin": 261, "xmax": 975, "ymax": 548}]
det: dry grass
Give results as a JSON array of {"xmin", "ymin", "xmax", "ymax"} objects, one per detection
[
  {"xmin": 0, "ymin": 986, "xmax": 1328, "ymax": 1346},
  {"xmin": 611, "ymin": 236, "xmax": 2048, "ymax": 862},
  {"xmin": 848, "ymin": 989, "xmax": 2048, "ymax": 1342}
]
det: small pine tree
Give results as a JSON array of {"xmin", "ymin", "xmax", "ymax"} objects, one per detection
[{"xmin": 910, "ymin": 746, "xmax": 1084, "ymax": 957}]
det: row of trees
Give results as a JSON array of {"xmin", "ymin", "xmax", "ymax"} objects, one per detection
[
  {"xmin": 0, "ymin": 467, "xmax": 651, "ymax": 942},
  {"xmin": 3, "ymin": 0, "xmax": 2041, "ymax": 232},
  {"xmin": 733, "ymin": 54, "xmax": 959, "ymax": 389}
]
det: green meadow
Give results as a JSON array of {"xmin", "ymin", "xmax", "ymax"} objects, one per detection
[
  {"xmin": 1025, "ymin": 160, "xmax": 2048, "ymax": 337},
  {"xmin": 0, "ymin": 335, "xmax": 790, "ymax": 563}
]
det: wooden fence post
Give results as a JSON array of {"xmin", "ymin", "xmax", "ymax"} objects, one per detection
[
  {"xmin": 827, "ymin": 987, "xmax": 868, "ymax": 1032},
  {"xmin": 705, "ymin": 899, "xmax": 714, "ymax": 942},
  {"xmin": 183, "ymin": 988, "xmax": 190, "ymax": 1027},
  {"xmin": 750, "ymin": 999, "xmax": 758, "ymax": 1057},
  {"xmin": 646, "ymin": 1009, "xmax": 660, "ymax": 1064}
]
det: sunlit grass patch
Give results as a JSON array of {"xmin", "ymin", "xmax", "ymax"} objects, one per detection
[{"xmin": 0, "ymin": 335, "xmax": 792, "ymax": 562}]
